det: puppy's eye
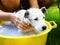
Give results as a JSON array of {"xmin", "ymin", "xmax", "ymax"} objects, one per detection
[{"xmin": 34, "ymin": 18, "xmax": 38, "ymax": 20}]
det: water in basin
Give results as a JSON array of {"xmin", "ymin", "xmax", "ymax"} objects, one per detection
[{"xmin": 0, "ymin": 22, "xmax": 36, "ymax": 36}]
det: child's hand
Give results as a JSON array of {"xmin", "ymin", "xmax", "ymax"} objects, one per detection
[{"xmin": 11, "ymin": 13, "xmax": 33, "ymax": 32}]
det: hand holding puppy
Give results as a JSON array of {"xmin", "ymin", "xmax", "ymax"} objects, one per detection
[
  {"xmin": 11, "ymin": 13, "xmax": 33, "ymax": 32},
  {"xmin": 0, "ymin": 10, "xmax": 33, "ymax": 32}
]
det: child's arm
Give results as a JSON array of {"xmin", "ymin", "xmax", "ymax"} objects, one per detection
[
  {"xmin": 0, "ymin": 10, "xmax": 12, "ymax": 21},
  {"xmin": 29, "ymin": 0, "xmax": 39, "ymax": 8}
]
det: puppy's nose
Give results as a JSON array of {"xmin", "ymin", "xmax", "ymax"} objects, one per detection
[{"xmin": 42, "ymin": 26, "xmax": 47, "ymax": 30}]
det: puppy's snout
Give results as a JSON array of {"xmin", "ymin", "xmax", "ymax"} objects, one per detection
[{"xmin": 42, "ymin": 26, "xmax": 47, "ymax": 30}]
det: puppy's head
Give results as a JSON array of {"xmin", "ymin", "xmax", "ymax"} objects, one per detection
[
  {"xmin": 24, "ymin": 7, "xmax": 48, "ymax": 32},
  {"xmin": 16, "ymin": 7, "xmax": 48, "ymax": 32}
]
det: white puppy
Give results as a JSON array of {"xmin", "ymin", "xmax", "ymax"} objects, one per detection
[{"xmin": 16, "ymin": 7, "xmax": 48, "ymax": 34}]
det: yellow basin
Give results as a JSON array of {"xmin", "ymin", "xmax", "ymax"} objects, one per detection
[{"xmin": 0, "ymin": 21, "xmax": 57, "ymax": 45}]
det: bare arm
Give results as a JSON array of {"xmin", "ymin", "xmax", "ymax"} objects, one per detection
[
  {"xmin": 29, "ymin": 0, "xmax": 39, "ymax": 8},
  {"xmin": 0, "ymin": 10, "xmax": 13, "ymax": 21}
]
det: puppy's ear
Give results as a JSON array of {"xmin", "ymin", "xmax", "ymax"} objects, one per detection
[
  {"xmin": 41, "ymin": 7, "xmax": 48, "ymax": 15},
  {"xmin": 24, "ymin": 11, "xmax": 29, "ymax": 18}
]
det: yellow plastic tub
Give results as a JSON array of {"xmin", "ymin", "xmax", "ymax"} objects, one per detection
[{"xmin": 0, "ymin": 21, "xmax": 57, "ymax": 45}]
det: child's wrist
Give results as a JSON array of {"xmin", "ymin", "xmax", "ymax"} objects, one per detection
[{"xmin": 9, "ymin": 14, "xmax": 14, "ymax": 21}]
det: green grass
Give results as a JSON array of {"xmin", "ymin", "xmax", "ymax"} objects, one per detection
[{"xmin": 45, "ymin": 2, "xmax": 60, "ymax": 45}]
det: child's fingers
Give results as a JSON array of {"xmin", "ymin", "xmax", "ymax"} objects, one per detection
[
  {"xmin": 23, "ymin": 18, "xmax": 30, "ymax": 25},
  {"xmin": 15, "ymin": 20, "xmax": 29, "ymax": 30},
  {"xmin": 15, "ymin": 19, "xmax": 34, "ymax": 31},
  {"xmin": 18, "ymin": 25, "xmax": 26, "ymax": 30}
]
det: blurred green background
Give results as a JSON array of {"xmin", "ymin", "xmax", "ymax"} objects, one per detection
[{"xmin": 45, "ymin": 1, "xmax": 60, "ymax": 45}]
